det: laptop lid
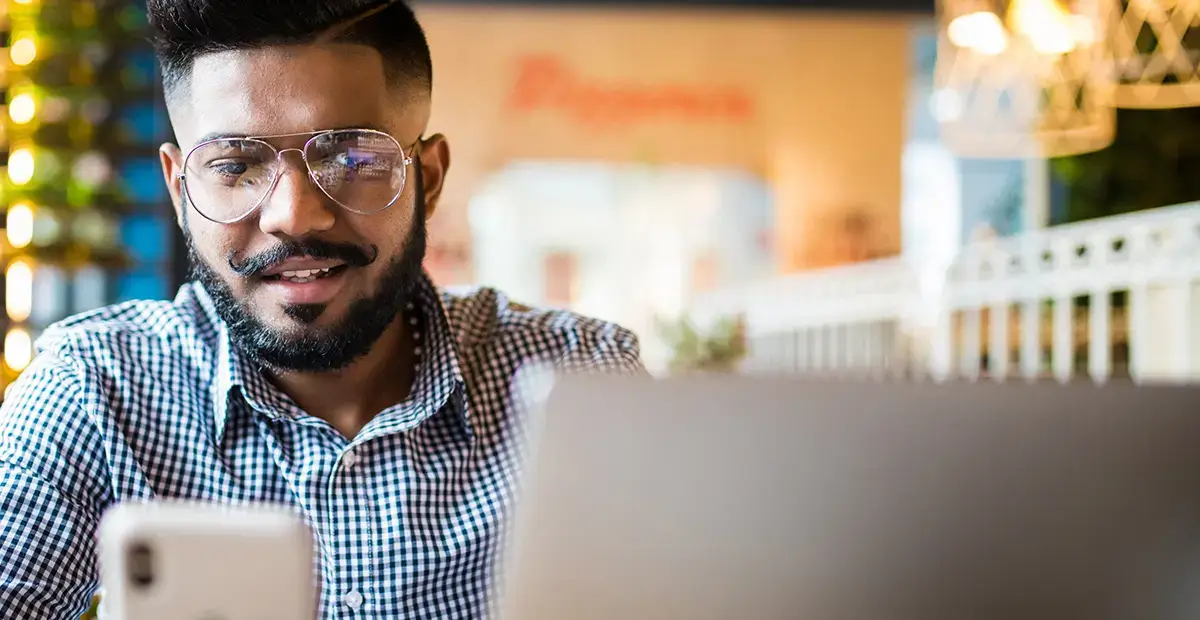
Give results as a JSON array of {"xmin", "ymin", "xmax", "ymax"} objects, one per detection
[{"xmin": 501, "ymin": 375, "xmax": 1200, "ymax": 620}]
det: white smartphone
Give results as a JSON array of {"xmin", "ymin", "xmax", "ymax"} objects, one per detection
[{"xmin": 97, "ymin": 501, "xmax": 318, "ymax": 620}]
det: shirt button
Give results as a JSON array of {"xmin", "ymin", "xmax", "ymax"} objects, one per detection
[
  {"xmin": 343, "ymin": 589, "xmax": 364, "ymax": 611},
  {"xmin": 342, "ymin": 450, "xmax": 359, "ymax": 470}
]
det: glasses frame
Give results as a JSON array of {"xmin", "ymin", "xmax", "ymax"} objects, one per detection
[{"xmin": 177, "ymin": 128, "xmax": 419, "ymax": 225}]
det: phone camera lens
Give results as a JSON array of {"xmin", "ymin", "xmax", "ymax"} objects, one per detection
[{"xmin": 127, "ymin": 542, "xmax": 154, "ymax": 589}]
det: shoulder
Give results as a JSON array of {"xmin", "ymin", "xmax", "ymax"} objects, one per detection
[
  {"xmin": 19, "ymin": 287, "xmax": 221, "ymax": 442},
  {"xmin": 0, "ymin": 341, "xmax": 113, "ymax": 514},
  {"xmin": 0, "ymin": 286, "xmax": 220, "ymax": 508},
  {"xmin": 33, "ymin": 284, "xmax": 219, "ymax": 376},
  {"xmin": 440, "ymin": 285, "xmax": 644, "ymax": 374}
]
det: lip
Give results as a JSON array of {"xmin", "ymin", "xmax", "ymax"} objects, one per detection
[
  {"xmin": 260, "ymin": 258, "xmax": 347, "ymax": 277},
  {"xmin": 259, "ymin": 265, "xmax": 351, "ymax": 305}
]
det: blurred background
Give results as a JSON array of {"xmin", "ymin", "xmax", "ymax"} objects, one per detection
[{"xmin": 0, "ymin": 0, "xmax": 1198, "ymax": 390}]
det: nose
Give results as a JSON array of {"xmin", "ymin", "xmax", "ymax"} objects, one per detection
[{"xmin": 256, "ymin": 150, "xmax": 336, "ymax": 238}]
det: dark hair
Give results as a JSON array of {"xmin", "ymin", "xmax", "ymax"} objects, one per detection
[{"xmin": 147, "ymin": 0, "xmax": 432, "ymax": 97}]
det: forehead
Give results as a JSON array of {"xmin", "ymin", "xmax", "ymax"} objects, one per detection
[{"xmin": 177, "ymin": 44, "xmax": 421, "ymax": 146}]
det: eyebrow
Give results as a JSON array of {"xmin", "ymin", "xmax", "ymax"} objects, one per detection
[{"xmin": 195, "ymin": 124, "xmax": 390, "ymax": 144}]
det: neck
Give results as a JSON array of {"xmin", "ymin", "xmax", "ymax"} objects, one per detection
[{"xmin": 269, "ymin": 314, "xmax": 418, "ymax": 439}]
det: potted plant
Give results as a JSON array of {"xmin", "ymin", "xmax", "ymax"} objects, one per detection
[{"xmin": 657, "ymin": 314, "xmax": 747, "ymax": 375}]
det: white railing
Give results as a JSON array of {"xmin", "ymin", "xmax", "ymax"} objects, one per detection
[{"xmin": 689, "ymin": 202, "xmax": 1200, "ymax": 383}]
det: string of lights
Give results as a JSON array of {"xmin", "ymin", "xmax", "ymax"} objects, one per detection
[
  {"xmin": 0, "ymin": 0, "xmax": 176, "ymax": 393},
  {"xmin": 0, "ymin": 3, "xmax": 8, "ymax": 383}
]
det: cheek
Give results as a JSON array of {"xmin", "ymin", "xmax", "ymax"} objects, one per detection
[
  {"xmin": 188, "ymin": 222, "xmax": 245, "ymax": 273},
  {"xmin": 349, "ymin": 214, "xmax": 413, "ymax": 257}
]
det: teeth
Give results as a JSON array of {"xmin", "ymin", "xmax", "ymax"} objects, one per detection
[{"xmin": 279, "ymin": 267, "xmax": 332, "ymax": 279}]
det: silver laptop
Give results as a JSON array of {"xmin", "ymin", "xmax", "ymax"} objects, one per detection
[{"xmin": 501, "ymin": 375, "xmax": 1200, "ymax": 620}]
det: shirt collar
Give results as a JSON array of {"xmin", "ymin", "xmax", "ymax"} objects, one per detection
[{"xmin": 206, "ymin": 272, "xmax": 471, "ymax": 445}]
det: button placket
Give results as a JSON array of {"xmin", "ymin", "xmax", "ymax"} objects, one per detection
[
  {"xmin": 359, "ymin": 449, "xmax": 378, "ymax": 615},
  {"xmin": 329, "ymin": 446, "xmax": 374, "ymax": 615}
]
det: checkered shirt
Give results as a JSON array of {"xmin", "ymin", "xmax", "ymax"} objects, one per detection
[{"xmin": 0, "ymin": 274, "xmax": 643, "ymax": 619}]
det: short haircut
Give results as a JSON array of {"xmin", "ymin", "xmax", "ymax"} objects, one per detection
[{"xmin": 147, "ymin": 0, "xmax": 432, "ymax": 98}]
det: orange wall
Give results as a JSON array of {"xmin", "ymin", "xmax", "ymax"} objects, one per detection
[{"xmin": 417, "ymin": 4, "xmax": 913, "ymax": 275}]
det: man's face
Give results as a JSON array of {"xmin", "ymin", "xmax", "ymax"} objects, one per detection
[{"xmin": 159, "ymin": 44, "xmax": 449, "ymax": 372}]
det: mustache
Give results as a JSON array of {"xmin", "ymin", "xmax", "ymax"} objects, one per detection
[{"xmin": 228, "ymin": 239, "xmax": 379, "ymax": 277}]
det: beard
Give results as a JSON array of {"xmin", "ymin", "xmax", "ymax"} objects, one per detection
[{"xmin": 185, "ymin": 170, "xmax": 428, "ymax": 373}]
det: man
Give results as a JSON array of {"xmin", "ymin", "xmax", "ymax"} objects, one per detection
[{"xmin": 0, "ymin": 0, "xmax": 643, "ymax": 617}]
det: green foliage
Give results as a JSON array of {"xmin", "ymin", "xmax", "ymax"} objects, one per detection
[
  {"xmin": 657, "ymin": 314, "xmax": 747, "ymax": 375},
  {"xmin": 1052, "ymin": 107, "xmax": 1200, "ymax": 223}
]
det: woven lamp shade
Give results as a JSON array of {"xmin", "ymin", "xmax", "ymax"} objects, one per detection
[
  {"xmin": 934, "ymin": 0, "xmax": 1116, "ymax": 158},
  {"xmin": 1113, "ymin": 0, "xmax": 1200, "ymax": 108}
]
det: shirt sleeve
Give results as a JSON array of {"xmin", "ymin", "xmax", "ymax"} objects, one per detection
[
  {"xmin": 0, "ymin": 352, "xmax": 111, "ymax": 620},
  {"xmin": 604, "ymin": 325, "xmax": 649, "ymax": 376},
  {"xmin": 560, "ymin": 321, "xmax": 649, "ymax": 377}
]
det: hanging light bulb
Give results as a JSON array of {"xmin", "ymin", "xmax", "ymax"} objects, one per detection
[
  {"xmin": 4, "ymin": 328, "xmax": 33, "ymax": 373},
  {"xmin": 6, "ymin": 202, "xmax": 35, "ymax": 249},
  {"xmin": 9, "ymin": 38, "xmax": 37, "ymax": 66},
  {"xmin": 947, "ymin": 11, "xmax": 1010, "ymax": 56},
  {"xmin": 7, "ymin": 148, "xmax": 36, "ymax": 185},
  {"xmin": 1007, "ymin": 0, "xmax": 1082, "ymax": 55},
  {"xmin": 6, "ymin": 260, "xmax": 34, "ymax": 323},
  {"xmin": 8, "ymin": 93, "xmax": 36, "ymax": 124}
]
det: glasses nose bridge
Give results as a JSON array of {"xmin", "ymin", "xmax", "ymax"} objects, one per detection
[
  {"xmin": 270, "ymin": 146, "xmax": 313, "ymax": 186},
  {"xmin": 266, "ymin": 146, "xmax": 319, "ymax": 200},
  {"xmin": 274, "ymin": 146, "xmax": 308, "ymax": 167}
]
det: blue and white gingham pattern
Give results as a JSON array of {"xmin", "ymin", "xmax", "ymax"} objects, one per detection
[{"xmin": 0, "ymin": 274, "xmax": 643, "ymax": 619}]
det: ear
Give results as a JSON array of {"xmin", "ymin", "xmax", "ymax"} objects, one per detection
[
  {"xmin": 416, "ymin": 134, "xmax": 450, "ymax": 221},
  {"xmin": 159, "ymin": 142, "xmax": 185, "ymax": 227}
]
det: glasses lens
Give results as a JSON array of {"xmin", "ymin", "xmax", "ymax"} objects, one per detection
[
  {"xmin": 306, "ymin": 130, "xmax": 406, "ymax": 214},
  {"xmin": 184, "ymin": 139, "xmax": 278, "ymax": 223}
]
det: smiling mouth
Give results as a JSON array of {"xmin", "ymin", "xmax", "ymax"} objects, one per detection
[{"xmin": 262, "ymin": 265, "xmax": 350, "ymax": 284}]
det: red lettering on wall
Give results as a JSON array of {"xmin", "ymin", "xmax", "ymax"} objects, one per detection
[{"xmin": 507, "ymin": 55, "xmax": 754, "ymax": 128}]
